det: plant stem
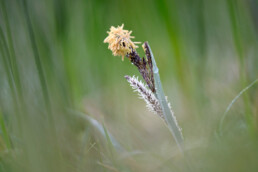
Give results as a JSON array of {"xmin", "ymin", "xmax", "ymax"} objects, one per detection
[{"xmin": 144, "ymin": 42, "xmax": 184, "ymax": 153}]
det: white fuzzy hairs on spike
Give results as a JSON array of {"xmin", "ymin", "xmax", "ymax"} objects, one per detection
[
  {"xmin": 125, "ymin": 75, "xmax": 182, "ymax": 137},
  {"xmin": 125, "ymin": 75, "xmax": 164, "ymax": 120}
]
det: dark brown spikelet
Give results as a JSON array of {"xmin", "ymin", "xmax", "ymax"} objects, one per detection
[
  {"xmin": 143, "ymin": 42, "xmax": 155, "ymax": 92},
  {"xmin": 127, "ymin": 46, "xmax": 155, "ymax": 93}
]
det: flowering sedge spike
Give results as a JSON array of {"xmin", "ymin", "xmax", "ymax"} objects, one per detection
[
  {"xmin": 105, "ymin": 25, "xmax": 184, "ymax": 151},
  {"xmin": 125, "ymin": 75, "xmax": 183, "ymax": 137},
  {"xmin": 127, "ymin": 50, "xmax": 155, "ymax": 92},
  {"xmin": 125, "ymin": 75, "xmax": 164, "ymax": 121},
  {"xmin": 104, "ymin": 24, "xmax": 140, "ymax": 61},
  {"xmin": 104, "ymin": 24, "xmax": 155, "ymax": 92}
]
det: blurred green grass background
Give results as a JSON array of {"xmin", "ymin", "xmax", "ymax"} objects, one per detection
[{"xmin": 0, "ymin": 0, "xmax": 258, "ymax": 171}]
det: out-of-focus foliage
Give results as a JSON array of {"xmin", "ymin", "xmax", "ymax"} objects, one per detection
[{"xmin": 0, "ymin": 0, "xmax": 257, "ymax": 171}]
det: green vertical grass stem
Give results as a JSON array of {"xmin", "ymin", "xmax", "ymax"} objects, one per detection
[
  {"xmin": 0, "ymin": 0, "xmax": 23, "ymax": 101},
  {"xmin": 21, "ymin": 0, "xmax": 52, "ymax": 120},
  {"xmin": 0, "ymin": 111, "xmax": 12, "ymax": 150}
]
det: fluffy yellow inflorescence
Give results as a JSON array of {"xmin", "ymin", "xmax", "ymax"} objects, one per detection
[{"xmin": 104, "ymin": 24, "xmax": 140, "ymax": 61}]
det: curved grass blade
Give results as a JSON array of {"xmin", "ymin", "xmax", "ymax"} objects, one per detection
[
  {"xmin": 144, "ymin": 42, "xmax": 184, "ymax": 153},
  {"xmin": 71, "ymin": 110, "xmax": 124, "ymax": 152},
  {"xmin": 219, "ymin": 78, "xmax": 258, "ymax": 135}
]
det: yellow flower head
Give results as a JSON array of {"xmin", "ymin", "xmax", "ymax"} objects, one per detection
[{"xmin": 104, "ymin": 24, "xmax": 140, "ymax": 61}]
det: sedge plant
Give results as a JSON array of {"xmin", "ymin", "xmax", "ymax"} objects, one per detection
[{"xmin": 104, "ymin": 24, "xmax": 184, "ymax": 152}]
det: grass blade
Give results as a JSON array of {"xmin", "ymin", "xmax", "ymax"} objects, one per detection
[
  {"xmin": 219, "ymin": 78, "xmax": 258, "ymax": 135},
  {"xmin": 0, "ymin": 111, "xmax": 12, "ymax": 150},
  {"xmin": 145, "ymin": 42, "xmax": 184, "ymax": 152},
  {"xmin": 21, "ymin": 0, "xmax": 52, "ymax": 116},
  {"xmin": 71, "ymin": 110, "xmax": 124, "ymax": 152}
]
